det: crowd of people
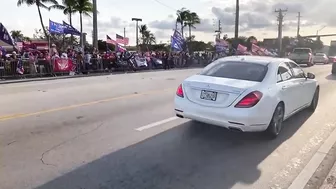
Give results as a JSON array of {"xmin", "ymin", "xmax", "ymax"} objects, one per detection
[{"xmin": 0, "ymin": 44, "xmax": 216, "ymax": 78}]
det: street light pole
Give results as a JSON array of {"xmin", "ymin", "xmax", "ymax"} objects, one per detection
[
  {"xmin": 131, "ymin": 18, "xmax": 142, "ymax": 50},
  {"xmin": 316, "ymin": 26, "xmax": 326, "ymax": 36},
  {"xmin": 92, "ymin": 0, "xmax": 98, "ymax": 49}
]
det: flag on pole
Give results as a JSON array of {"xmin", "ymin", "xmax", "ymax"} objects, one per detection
[
  {"xmin": 116, "ymin": 34, "xmax": 128, "ymax": 45},
  {"xmin": 106, "ymin": 35, "xmax": 117, "ymax": 45},
  {"xmin": 49, "ymin": 20, "xmax": 64, "ymax": 34}
]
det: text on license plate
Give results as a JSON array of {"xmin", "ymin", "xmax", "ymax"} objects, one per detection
[{"xmin": 200, "ymin": 90, "xmax": 217, "ymax": 101}]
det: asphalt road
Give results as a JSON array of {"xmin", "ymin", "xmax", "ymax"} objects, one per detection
[{"xmin": 1, "ymin": 65, "xmax": 336, "ymax": 189}]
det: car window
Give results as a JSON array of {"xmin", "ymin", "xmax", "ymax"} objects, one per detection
[
  {"xmin": 200, "ymin": 61, "xmax": 268, "ymax": 82},
  {"xmin": 287, "ymin": 62, "xmax": 306, "ymax": 78},
  {"xmin": 277, "ymin": 63, "xmax": 292, "ymax": 82}
]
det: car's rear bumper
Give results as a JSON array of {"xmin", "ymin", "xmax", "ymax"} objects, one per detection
[{"xmin": 174, "ymin": 96, "xmax": 271, "ymax": 132}]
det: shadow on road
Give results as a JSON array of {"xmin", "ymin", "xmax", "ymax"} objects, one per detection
[
  {"xmin": 35, "ymin": 110, "xmax": 313, "ymax": 189},
  {"xmin": 325, "ymin": 74, "xmax": 336, "ymax": 80}
]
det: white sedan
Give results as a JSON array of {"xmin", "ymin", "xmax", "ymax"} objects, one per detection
[
  {"xmin": 313, "ymin": 53, "xmax": 329, "ymax": 64},
  {"xmin": 174, "ymin": 56, "xmax": 319, "ymax": 138}
]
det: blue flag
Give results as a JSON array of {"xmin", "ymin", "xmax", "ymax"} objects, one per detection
[
  {"xmin": 171, "ymin": 36, "xmax": 182, "ymax": 51},
  {"xmin": 63, "ymin": 21, "xmax": 80, "ymax": 36},
  {"xmin": 49, "ymin": 20, "xmax": 64, "ymax": 34},
  {"xmin": 0, "ymin": 22, "xmax": 15, "ymax": 46},
  {"xmin": 173, "ymin": 30, "xmax": 184, "ymax": 44}
]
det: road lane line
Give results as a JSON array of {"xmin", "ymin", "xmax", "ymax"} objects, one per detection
[
  {"xmin": 288, "ymin": 124, "xmax": 336, "ymax": 189},
  {"xmin": 0, "ymin": 88, "xmax": 175, "ymax": 122},
  {"xmin": 135, "ymin": 117, "xmax": 179, "ymax": 131}
]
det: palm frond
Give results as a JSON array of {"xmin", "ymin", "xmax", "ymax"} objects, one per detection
[
  {"xmin": 17, "ymin": 0, "xmax": 35, "ymax": 6},
  {"xmin": 49, "ymin": 4, "xmax": 65, "ymax": 10}
]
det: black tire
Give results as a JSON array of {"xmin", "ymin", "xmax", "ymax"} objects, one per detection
[
  {"xmin": 308, "ymin": 87, "xmax": 319, "ymax": 111},
  {"xmin": 265, "ymin": 103, "xmax": 285, "ymax": 139},
  {"xmin": 332, "ymin": 64, "xmax": 336, "ymax": 74}
]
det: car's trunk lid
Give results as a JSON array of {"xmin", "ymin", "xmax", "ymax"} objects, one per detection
[{"xmin": 183, "ymin": 75, "xmax": 260, "ymax": 108}]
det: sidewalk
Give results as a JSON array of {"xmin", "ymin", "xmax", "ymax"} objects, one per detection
[
  {"xmin": 303, "ymin": 140, "xmax": 336, "ymax": 189},
  {"xmin": 320, "ymin": 162, "xmax": 336, "ymax": 189}
]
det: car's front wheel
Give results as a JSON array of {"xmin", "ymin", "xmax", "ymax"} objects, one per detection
[{"xmin": 265, "ymin": 103, "xmax": 284, "ymax": 139}]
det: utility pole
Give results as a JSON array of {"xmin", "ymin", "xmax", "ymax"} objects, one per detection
[
  {"xmin": 131, "ymin": 18, "xmax": 142, "ymax": 50},
  {"xmin": 297, "ymin": 12, "xmax": 301, "ymax": 38},
  {"xmin": 92, "ymin": 0, "xmax": 98, "ymax": 49},
  {"xmin": 275, "ymin": 8, "xmax": 287, "ymax": 57},
  {"xmin": 124, "ymin": 27, "xmax": 126, "ymax": 39},
  {"xmin": 234, "ymin": 0, "xmax": 239, "ymax": 39},
  {"xmin": 215, "ymin": 20, "xmax": 222, "ymax": 39}
]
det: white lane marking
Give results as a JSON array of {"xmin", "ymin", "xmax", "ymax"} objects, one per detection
[
  {"xmin": 135, "ymin": 117, "xmax": 179, "ymax": 131},
  {"xmin": 288, "ymin": 124, "xmax": 336, "ymax": 189}
]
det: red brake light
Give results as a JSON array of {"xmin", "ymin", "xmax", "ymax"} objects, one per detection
[
  {"xmin": 235, "ymin": 91, "xmax": 263, "ymax": 108},
  {"xmin": 176, "ymin": 84, "xmax": 184, "ymax": 97}
]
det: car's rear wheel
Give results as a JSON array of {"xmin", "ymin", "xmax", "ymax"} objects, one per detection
[
  {"xmin": 265, "ymin": 104, "xmax": 284, "ymax": 139},
  {"xmin": 308, "ymin": 87, "xmax": 319, "ymax": 111}
]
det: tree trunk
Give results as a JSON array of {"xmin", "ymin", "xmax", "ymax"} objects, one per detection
[
  {"xmin": 189, "ymin": 25, "xmax": 191, "ymax": 41},
  {"xmin": 181, "ymin": 23, "xmax": 184, "ymax": 38},
  {"xmin": 69, "ymin": 13, "xmax": 73, "ymax": 45},
  {"xmin": 36, "ymin": 3, "xmax": 48, "ymax": 40},
  {"xmin": 80, "ymin": 12, "xmax": 83, "ymax": 50}
]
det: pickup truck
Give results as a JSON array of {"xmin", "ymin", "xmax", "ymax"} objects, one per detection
[{"xmin": 289, "ymin": 48, "xmax": 314, "ymax": 66}]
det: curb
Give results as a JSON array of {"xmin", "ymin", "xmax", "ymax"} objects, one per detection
[
  {"xmin": 0, "ymin": 72, "xmax": 112, "ymax": 85},
  {"xmin": 0, "ymin": 66, "xmax": 204, "ymax": 85}
]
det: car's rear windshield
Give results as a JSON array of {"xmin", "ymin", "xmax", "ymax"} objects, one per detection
[
  {"xmin": 315, "ymin": 53, "xmax": 325, "ymax": 56},
  {"xmin": 293, "ymin": 48, "xmax": 311, "ymax": 53},
  {"xmin": 200, "ymin": 61, "xmax": 268, "ymax": 82}
]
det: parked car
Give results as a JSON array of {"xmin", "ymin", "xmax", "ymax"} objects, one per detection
[
  {"xmin": 328, "ymin": 56, "xmax": 336, "ymax": 63},
  {"xmin": 313, "ymin": 53, "xmax": 329, "ymax": 64},
  {"xmin": 174, "ymin": 56, "xmax": 319, "ymax": 139}
]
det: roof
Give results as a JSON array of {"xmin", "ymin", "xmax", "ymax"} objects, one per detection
[{"xmin": 218, "ymin": 55, "xmax": 288, "ymax": 65}]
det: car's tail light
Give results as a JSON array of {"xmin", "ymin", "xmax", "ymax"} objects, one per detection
[
  {"xmin": 176, "ymin": 84, "xmax": 184, "ymax": 98},
  {"xmin": 235, "ymin": 91, "xmax": 263, "ymax": 108}
]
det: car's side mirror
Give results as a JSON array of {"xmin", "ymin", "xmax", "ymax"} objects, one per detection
[{"xmin": 307, "ymin": 72, "xmax": 315, "ymax": 79}]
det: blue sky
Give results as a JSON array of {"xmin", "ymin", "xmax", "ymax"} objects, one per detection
[{"xmin": 1, "ymin": 0, "xmax": 336, "ymax": 45}]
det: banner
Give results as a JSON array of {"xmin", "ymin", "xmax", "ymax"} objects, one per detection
[
  {"xmin": 215, "ymin": 38, "xmax": 229, "ymax": 52},
  {"xmin": 53, "ymin": 58, "xmax": 73, "ymax": 72}
]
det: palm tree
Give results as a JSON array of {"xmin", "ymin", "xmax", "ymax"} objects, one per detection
[
  {"xmin": 10, "ymin": 30, "xmax": 24, "ymax": 41},
  {"xmin": 145, "ymin": 32, "xmax": 156, "ymax": 45},
  {"xmin": 49, "ymin": 0, "xmax": 76, "ymax": 26},
  {"xmin": 176, "ymin": 8, "xmax": 190, "ymax": 38},
  {"xmin": 184, "ymin": 12, "xmax": 200, "ymax": 41},
  {"xmin": 139, "ymin": 25, "xmax": 148, "ymax": 45},
  {"xmin": 17, "ymin": 0, "xmax": 59, "ymax": 39},
  {"xmin": 73, "ymin": 0, "xmax": 93, "ymax": 47}
]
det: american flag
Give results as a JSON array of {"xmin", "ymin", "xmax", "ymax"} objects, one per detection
[
  {"xmin": 106, "ymin": 35, "xmax": 117, "ymax": 45},
  {"xmin": 116, "ymin": 34, "xmax": 129, "ymax": 45}
]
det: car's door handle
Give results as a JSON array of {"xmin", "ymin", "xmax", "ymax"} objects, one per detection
[
  {"xmin": 282, "ymin": 86, "xmax": 287, "ymax": 90},
  {"xmin": 300, "ymin": 82, "xmax": 304, "ymax": 85}
]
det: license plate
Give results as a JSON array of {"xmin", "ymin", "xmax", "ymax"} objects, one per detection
[{"xmin": 200, "ymin": 90, "xmax": 217, "ymax": 101}]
